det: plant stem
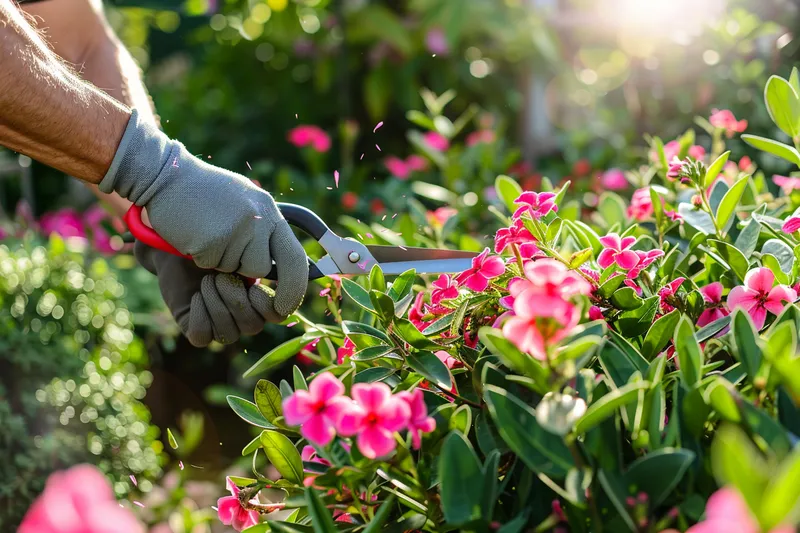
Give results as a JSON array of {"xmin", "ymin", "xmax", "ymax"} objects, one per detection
[
  {"xmin": 698, "ymin": 185, "xmax": 722, "ymax": 238},
  {"xmin": 430, "ymin": 381, "xmax": 482, "ymax": 408}
]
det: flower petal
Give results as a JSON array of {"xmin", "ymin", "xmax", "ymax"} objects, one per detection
[
  {"xmin": 727, "ymin": 286, "xmax": 758, "ymax": 313},
  {"xmin": 480, "ymin": 255, "xmax": 506, "ymax": 278},
  {"xmin": 309, "ymin": 372, "xmax": 344, "ymax": 403},
  {"xmin": 615, "ymin": 250, "xmax": 641, "ymax": 270},
  {"xmin": 301, "ymin": 414, "xmax": 337, "ymax": 446},
  {"xmin": 597, "ymin": 249, "xmax": 616, "ymax": 269},
  {"xmin": 357, "ymin": 427, "xmax": 397, "ymax": 459},
  {"xmin": 599, "ymin": 233, "xmax": 621, "ymax": 250},
  {"xmin": 380, "ymin": 397, "xmax": 411, "ymax": 433},
  {"xmin": 282, "ymin": 391, "xmax": 315, "ymax": 426},
  {"xmin": 620, "ymin": 236, "xmax": 637, "ymax": 249},
  {"xmin": 701, "ymin": 282, "xmax": 723, "ymax": 303},
  {"xmin": 745, "ymin": 267, "xmax": 775, "ymax": 293},
  {"xmin": 352, "ymin": 383, "xmax": 391, "ymax": 412}
]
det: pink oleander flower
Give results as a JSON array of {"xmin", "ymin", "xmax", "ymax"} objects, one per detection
[
  {"xmin": 627, "ymin": 249, "xmax": 665, "ymax": 279},
  {"xmin": 287, "ymin": 125, "xmax": 331, "ymax": 153},
  {"xmin": 385, "ymin": 156, "xmax": 412, "ymax": 179},
  {"xmin": 19, "ymin": 464, "xmax": 145, "ymax": 533},
  {"xmin": 782, "ymin": 215, "xmax": 800, "ymax": 234},
  {"xmin": 659, "ymin": 277, "xmax": 685, "ymax": 313},
  {"xmin": 655, "ymin": 140, "xmax": 705, "ymax": 164},
  {"xmin": 709, "ymin": 109, "xmax": 748, "ymax": 138},
  {"xmin": 283, "ymin": 372, "xmax": 351, "ymax": 446},
  {"xmin": 83, "ymin": 205, "xmax": 116, "ymax": 254},
  {"xmin": 217, "ymin": 477, "xmax": 260, "ymax": 531},
  {"xmin": 513, "ymin": 191, "xmax": 558, "ymax": 220},
  {"xmin": 455, "ymin": 248, "xmax": 505, "ymax": 292},
  {"xmin": 501, "ymin": 260, "xmax": 590, "ymax": 360},
  {"xmin": 337, "ymin": 383, "xmax": 411, "ymax": 459},
  {"xmin": 589, "ymin": 306, "xmax": 604, "ymax": 321},
  {"xmin": 739, "ymin": 156, "xmax": 754, "ymax": 172},
  {"xmin": 600, "ymin": 168, "xmax": 628, "ymax": 190},
  {"xmin": 407, "ymin": 155, "xmax": 428, "ymax": 172},
  {"xmin": 431, "ymin": 274, "xmax": 459, "ymax": 304},
  {"xmin": 301, "ymin": 445, "xmax": 331, "ymax": 486},
  {"xmin": 436, "ymin": 350, "xmax": 463, "ymax": 369},
  {"xmin": 427, "ymin": 207, "xmax": 458, "ymax": 226},
  {"xmin": 686, "ymin": 487, "xmax": 793, "ymax": 533},
  {"xmin": 598, "ymin": 233, "xmax": 640, "ymax": 270},
  {"xmin": 665, "ymin": 208, "xmax": 682, "ymax": 222},
  {"xmin": 337, "ymin": 338, "xmax": 356, "ymax": 364},
  {"xmin": 627, "ymin": 188, "xmax": 654, "ymax": 221},
  {"xmin": 697, "ymin": 282, "xmax": 730, "ymax": 327},
  {"xmin": 40, "ymin": 208, "xmax": 87, "ymax": 240},
  {"xmin": 728, "ymin": 267, "xmax": 797, "ymax": 329},
  {"xmin": 396, "ymin": 389, "xmax": 436, "ymax": 449},
  {"xmin": 425, "ymin": 27, "xmax": 449, "ymax": 55},
  {"xmin": 409, "ymin": 292, "xmax": 433, "ymax": 331},
  {"xmin": 466, "ymin": 129, "xmax": 496, "ymax": 147},
  {"xmin": 495, "ymin": 218, "xmax": 536, "ymax": 253},
  {"xmin": 666, "ymin": 157, "xmax": 687, "ymax": 180},
  {"xmin": 423, "ymin": 131, "xmax": 450, "ymax": 151},
  {"xmin": 773, "ymin": 175, "xmax": 800, "ymax": 194}
]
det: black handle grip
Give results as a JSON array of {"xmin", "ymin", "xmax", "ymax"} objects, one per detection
[
  {"xmin": 277, "ymin": 203, "xmax": 329, "ymax": 241},
  {"xmin": 264, "ymin": 259, "xmax": 324, "ymax": 281}
]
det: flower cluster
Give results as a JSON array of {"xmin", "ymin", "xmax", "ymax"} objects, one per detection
[
  {"xmin": 287, "ymin": 124, "xmax": 331, "ymax": 152},
  {"xmin": 283, "ymin": 372, "xmax": 436, "ymax": 459}
]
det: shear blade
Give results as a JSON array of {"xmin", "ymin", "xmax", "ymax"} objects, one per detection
[{"xmin": 365, "ymin": 245, "xmax": 479, "ymax": 263}]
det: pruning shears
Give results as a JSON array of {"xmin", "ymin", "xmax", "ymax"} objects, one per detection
[{"xmin": 124, "ymin": 203, "xmax": 479, "ymax": 280}]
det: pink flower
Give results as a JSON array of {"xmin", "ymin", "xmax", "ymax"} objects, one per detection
[
  {"xmin": 396, "ymin": 389, "xmax": 436, "ymax": 449},
  {"xmin": 337, "ymin": 383, "xmax": 411, "ymax": 459},
  {"xmin": 686, "ymin": 487, "xmax": 793, "ymax": 533},
  {"xmin": 427, "ymin": 207, "xmax": 458, "ymax": 226},
  {"xmin": 773, "ymin": 175, "xmax": 800, "ymax": 194},
  {"xmin": 600, "ymin": 168, "xmax": 628, "ymax": 190},
  {"xmin": 501, "ymin": 260, "xmax": 589, "ymax": 359},
  {"xmin": 19, "ymin": 464, "xmax": 145, "ymax": 533},
  {"xmin": 506, "ymin": 242, "xmax": 543, "ymax": 265},
  {"xmin": 337, "ymin": 338, "xmax": 356, "ymax": 364},
  {"xmin": 423, "ymin": 131, "xmax": 450, "ymax": 151},
  {"xmin": 597, "ymin": 233, "xmax": 640, "ymax": 270},
  {"xmin": 217, "ymin": 478, "xmax": 260, "ymax": 532},
  {"xmin": 627, "ymin": 188, "xmax": 654, "ymax": 221},
  {"xmin": 406, "ymin": 155, "xmax": 428, "ymax": 172},
  {"xmin": 384, "ymin": 156, "xmax": 411, "ymax": 179},
  {"xmin": 657, "ymin": 140, "xmax": 705, "ymax": 163},
  {"xmin": 466, "ymin": 130, "xmax": 496, "ymax": 147},
  {"xmin": 659, "ymin": 277, "xmax": 685, "ymax": 313},
  {"xmin": 283, "ymin": 372, "xmax": 351, "ymax": 446},
  {"xmin": 666, "ymin": 157, "xmax": 686, "ymax": 180},
  {"xmin": 409, "ymin": 292, "xmax": 433, "ymax": 331},
  {"xmin": 435, "ymin": 350, "xmax": 463, "ymax": 369},
  {"xmin": 589, "ymin": 306, "xmax": 604, "ymax": 321},
  {"xmin": 425, "ymin": 27, "xmax": 449, "ymax": 55},
  {"xmin": 287, "ymin": 125, "xmax": 331, "ymax": 153},
  {"xmin": 627, "ymin": 249, "xmax": 664, "ymax": 279},
  {"xmin": 40, "ymin": 208, "xmax": 86, "ymax": 240},
  {"xmin": 710, "ymin": 109, "xmax": 748, "ymax": 138},
  {"xmin": 83, "ymin": 205, "xmax": 116, "ymax": 254},
  {"xmin": 495, "ymin": 218, "xmax": 536, "ymax": 253},
  {"xmin": 455, "ymin": 248, "xmax": 505, "ymax": 292},
  {"xmin": 728, "ymin": 267, "xmax": 797, "ymax": 329},
  {"xmin": 513, "ymin": 191, "xmax": 558, "ymax": 220},
  {"xmin": 697, "ymin": 282, "xmax": 730, "ymax": 327},
  {"xmin": 431, "ymin": 275, "xmax": 459, "ymax": 304},
  {"xmin": 782, "ymin": 215, "xmax": 800, "ymax": 234}
]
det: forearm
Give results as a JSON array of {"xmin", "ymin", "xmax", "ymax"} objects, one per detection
[{"xmin": 0, "ymin": 0, "xmax": 130, "ymax": 183}]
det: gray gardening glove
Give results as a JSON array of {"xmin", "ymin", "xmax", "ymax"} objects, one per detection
[
  {"xmin": 135, "ymin": 241, "xmax": 290, "ymax": 347},
  {"xmin": 102, "ymin": 109, "xmax": 308, "ymax": 318}
]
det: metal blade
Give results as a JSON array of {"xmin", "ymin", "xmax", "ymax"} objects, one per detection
[
  {"xmin": 376, "ymin": 258, "xmax": 476, "ymax": 276},
  {"xmin": 365, "ymin": 245, "xmax": 479, "ymax": 263}
]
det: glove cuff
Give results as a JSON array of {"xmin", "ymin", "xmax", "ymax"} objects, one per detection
[{"xmin": 99, "ymin": 108, "xmax": 181, "ymax": 206}]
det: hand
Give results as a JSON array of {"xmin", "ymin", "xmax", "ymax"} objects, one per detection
[
  {"xmin": 101, "ymin": 109, "xmax": 308, "ymax": 317},
  {"xmin": 135, "ymin": 241, "xmax": 291, "ymax": 347}
]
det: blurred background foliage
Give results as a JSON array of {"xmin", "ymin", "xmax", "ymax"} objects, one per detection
[{"xmin": 1, "ymin": 0, "xmax": 799, "ymax": 529}]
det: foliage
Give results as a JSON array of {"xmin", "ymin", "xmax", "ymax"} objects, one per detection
[
  {"xmin": 0, "ymin": 233, "xmax": 163, "ymax": 528},
  {"xmin": 221, "ymin": 70, "xmax": 800, "ymax": 532}
]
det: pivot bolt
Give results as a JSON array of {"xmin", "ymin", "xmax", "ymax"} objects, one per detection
[{"xmin": 348, "ymin": 251, "xmax": 361, "ymax": 263}]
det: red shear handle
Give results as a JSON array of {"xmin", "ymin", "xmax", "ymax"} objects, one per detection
[
  {"xmin": 124, "ymin": 205, "xmax": 192, "ymax": 259},
  {"xmin": 124, "ymin": 205, "xmax": 258, "ymax": 285}
]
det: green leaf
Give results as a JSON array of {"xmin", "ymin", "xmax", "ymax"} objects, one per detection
[
  {"xmin": 370, "ymin": 290, "xmax": 396, "ymax": 323},
  {"xmin": 242, "ymin": 433, "xmax": 263, "ymax": 456},
  {"xmin": 716, "ymin": 175, "xmax": 750, "ymax": 231},
  {"xmin": 706, "ymin": 378, "xmax": 741, "ymax": 422},
  {"xmin": 697, "ymin": 315, "xmax": 732, "ymax": 342},
  {"xmin": 369, "ymin": 264, "xmax": 386, "ymax": 292},
  {"xmin": 732, "ymin": 309, "xmax": 762, "ymax": 378},
  {"xmin": 765, "ymin": 75, "xmax": 800, "ymax": 138},
  {"xmin": 598, "ymin": 273, "xmax": 626, "ymax": 299},
  {"xmin": 597, "ymin": 470, "xmax": 637, "ymax": 532},
  {"xmin": 341, "ymin": 278, "xmax": 376, "ymax": 313},
  {"xmin": 354, "ymin": 367, "xmax": 395, "ymax": 383},
  {"xmin": 761, "ymin": 449, "xmax": 800, "ymax": 530},
  {"xmin": 305, "ymin": 486, "xmax": 337, "ymax": 533},
  {"xmin": 674, "ymin": 316, "xmax": 703, "ymax": 386},
  {"xmin": 763, "ymin": 239, "xmax": 795, "ymax": 275},
  {"xmin": 407, "ymin": 351, "xmax": 452, "ymax": 389},
  {"xmin": 742, "ymin": 135, "xmax": 800, "ymax": 167},
  {"xmin": 244, "ymin": 333, "xmax": 323, "ymax": 378},
  {"xmin": 623, "ymin": 448, "xmax": 696, "ymax": 507},
  {"xmin": 393, "ymin": 318, "xmax": 440, "ymax": 349},
  {"xmin": 479, "ymin": 327, "xmax": 549, "ymax": 393},
  {"xmin": 616, "ymin": 296, "xmax": 660, "ymax": 338},
  {"xmin": 422, "ymin": 313, "xmax": 455, "ymax": 335},
  {"xmin": 254, "ymin": 380, "xmax": 283, "ymax": 423},
  {"xmin": 227, "ymin": 396, "xmax": 275, "ymax": 429},
  {"xmin": 342, "ymin": 321, "xmax": 393, "ymax": 345},
  {"xmin": 293, "ymin": 366, "xmax": 308, "ymax": 391},
  {"xmin": 704, "ymin": 151, "xmax": 730, "ymax": 188},
  {"xmin": 712, "ymin": 424, "xmax": 770, "ymax": 514},
  {"xmin": 439, "ymin": 432, "xmax": 484, "ymax": 526},
  {"xmin": 736, "ymin": 219, "xmax": 762, "ymax": 257},
  {"xmin": 679, "ymin": 204, "xmax": 716, "ymax": 235},
  {"xmin": 569, "ymin": 247, "xmax": 593, "ymax": 269},
  {"xmin": 495, "ymin": 175, "xmax": 523, "ymax": 214},
  {"xmin": 610, "ymin": 287, "xmax": 643, "ymax": 310},
  {"xmin": 791, "ymin": 67, "xmax": 800, "ymax": 94},
  {"xmin": 599, "ymin": 192, "xmax": 627, "ymax": 228},
  {"xmin": 554, "ymin": 336, "xmax": 603, "ymax": 366},
  {"xmin": 484, "ymin": 385, "xmax": 573, "ymax": 477},
  {"xmin": 363, "ymin": 494, "xmax": 397, "ymax": 533},
  {"xmin": 709, "ymin": 239, "xmax": 749, "ymax": 282},
  {"xmin": 261, "ymin": 430, "xmax": 304, "ymax": 485},
  {"xmin": 642, "ymin": 310, "xmax": 680, "ymax": 360},
  {"xmin": 387, "ymin": 269, "xmax": 416, "ymax": 302},
  {"xmin": 351, "ymin": 345, "xmax": 394, "ymax": 361},
  {"xmin": 574, "ymin": 381, "xmax": 651, "ymax": 435},
  {"xmin": 166, "ymin": 428, "xmax": 179, "ymax": 450}
]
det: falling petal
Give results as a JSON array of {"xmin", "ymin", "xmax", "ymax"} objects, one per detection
[
  {"xmin": 320, "ymin": 288, "xmax": 331, "ymax": 297},
  {"xmin": 360, "ymin": 153, "xmax": 365, "ymax": 160},
  {"xmin": 327, "ymin": 187, "xmax": 333, "ymax": 190},
  {"xmin": 295, "ymin": 114, "xmax": 298, "ymax": 119},
  {"xmin": 373, "ymin": 121, "xmax": 384, "ymax": 133},
  {"xmin": 289, "ymin": 188, "xmax": 294, "ymax": 191},
  {"xmin": 381, "ymin": 215, "xmax": 386, "ymax": 221},
  {"xmin": 130, "ymin": 475, "xmax": 138, "ymax": 487},
  {"xmin": 246, "ymin": 161, "xmax": 252, "ymax": 170},
  {"xmin": 334, "ymin": 170, "xmax": 340, "ymax": 188},
  {"xmin": 286, "ymin": 321, "xmax": 298, "ymax": 328},
  {"xmin": 357, "ymin": 234, "xmax": 363, "ymax": 240},
  {"xmin": 376, "ymin": 144, "xmax": 381, "ymax": 151},
  {"xmin": 366, "ymin": 233, "xmax": 373, "ymax": 238},
  {"xmin": 133, "ymin": 501, "xmax": 145, "ymax": 508},
  {"xmin": 212, "ymin": 506, "xmax": 218, "ymax": 512},
  {"xmin": 179, "ymin": 461, "xmax": 184, "ymax": 471},
  {"xmin": 254, "ymin": 215, "xmax": 262, "ymax": 219},
  {"xmin": 392, "ymin": 213, "xmax": 397, "ymax": 219},
  {"xmin": 399, "ymin": 246, "xmax": 407, "ymax": 251}
]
